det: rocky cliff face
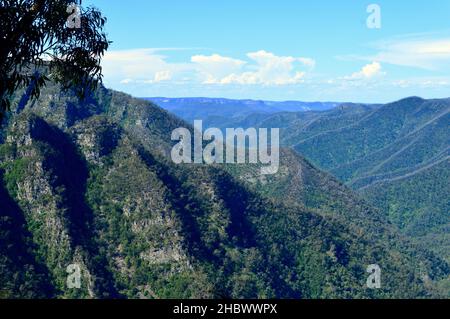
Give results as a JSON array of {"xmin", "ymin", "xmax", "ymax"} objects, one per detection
[{"xmin": 0, "ymin": 84, "xmax": 448, "ymax": 298}]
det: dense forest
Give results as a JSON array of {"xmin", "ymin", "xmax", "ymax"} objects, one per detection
[
  {"xmin": 0, "ymin": 82, "xmax": 448, "ymax": 298},
  {"xmin": 188, "ymin": 98, "xmax": 449, "ymax": 264}
]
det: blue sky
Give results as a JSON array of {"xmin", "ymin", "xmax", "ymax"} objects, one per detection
[{"xmin": 85, "ymin": 0, "xmax": 450, "ymax": 102}]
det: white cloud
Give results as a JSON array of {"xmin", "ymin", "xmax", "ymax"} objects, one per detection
[
  {"xmin": 103, "ymin": 48, "xmax": 192, "ymax": 85},
  {"xmin": 342, "ymin": 34, "xmax": 450, "ymax": 70},
  {"xmin": 197, "ymin": 50, "xmax": 314, "ymax": 85},
  {"xmin": 120, "ymin": 70, "xmax": 173, "ymax": 85},
  {"xmin": 103, "ymin": 48, "xmax": 315, "ymax": 87},
  {"xmin": 120, "ymin": 78, "xmax": 133, "ymax": 84},
  {"xmin": 298, "ymin": 57, "xmax": 316, "ymax": 68},
  {"xmin": 346, "ymin": 61, "xmax": 384, "ymax": 80},
  {"xmin": 392, "ymin": 77, "xmax": 450, "ymax": 88},
  {"xmin": 153, "ymin": 70, "xmax": 172, "ymax": 82},
  {"xmin": 191, "ymin": 54, "xmax": 246, "ymax": 84}
]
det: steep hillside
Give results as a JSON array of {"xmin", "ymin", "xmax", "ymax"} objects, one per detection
[
  {"xmin": 205, "ymin": 97, "xmax": 449, "ymax": 261},
  {"xmin": 293, "ymin": 98, "xmax": 449, "ymax": 261},
  {"xmin": 0, "ymin": 87, "xmax": 448, "ymax": 298}
]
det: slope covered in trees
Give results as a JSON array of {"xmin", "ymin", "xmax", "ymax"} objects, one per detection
[
  {"xmin": 0, "ymin": 85, "xmax": 448, "ymax": 298},
  {"xmin": 194, "ymin": 97, "xmax": 449, "ymax": 262}
]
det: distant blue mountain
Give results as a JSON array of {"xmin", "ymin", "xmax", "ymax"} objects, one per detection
[{"xmin": 142, "ymin": 97, "xmax": 341, "ymax": 123}]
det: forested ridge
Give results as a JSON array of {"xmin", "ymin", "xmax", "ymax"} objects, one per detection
[{"xmin": 0, "ymin": 83, "xmax": 448, "ymax": 298}]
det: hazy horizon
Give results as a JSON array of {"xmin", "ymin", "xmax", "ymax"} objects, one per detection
[{"xmin": 138, "ymin": 95, "xmax": 450, "ymax": 105}]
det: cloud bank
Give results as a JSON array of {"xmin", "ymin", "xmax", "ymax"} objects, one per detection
[{"xmin": 103, "ymin": 49, "xmax": 315, "ymax": 87}]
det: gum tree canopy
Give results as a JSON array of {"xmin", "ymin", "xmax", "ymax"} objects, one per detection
[{"xmin": 0, "ymin": 0, "xmax": 109, "ymax": 121}]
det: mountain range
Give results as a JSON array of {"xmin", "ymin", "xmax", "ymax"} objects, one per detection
[
  {"xmin": 178, "ymin": 97, "xmax": 449, "ymax": 263},
  {"xmin": 144, "ymin": 97, "xmax": 340, "ymax": 126},
  {"xmin": 0, "ymin": 84, "xmax": 448, "ymax": 298}
]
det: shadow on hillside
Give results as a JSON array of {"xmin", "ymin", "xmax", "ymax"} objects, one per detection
[
  {"xmin": 136, "ymin": 147, "xmax": 215, "ymax": 261},
  {"xmin": 136, "ymin": 146, "xmax": 298, "ymax": 298},
  {"xmin": 207, "ymin": 168, "xmax": 257, "ymax": 248},
  {"xmin": 28, "ymin": 118, "xmax": 122, "ymax": 298},
  {"xmin": 0, "ymin": 171, "xmax": 54, "ymax": 298}
]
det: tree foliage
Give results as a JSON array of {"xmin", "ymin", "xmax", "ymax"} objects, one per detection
[{"xmin": 0, "ymin": 0, "xmax": 109, "ymax": 121}]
